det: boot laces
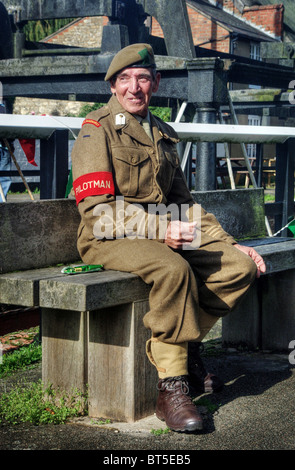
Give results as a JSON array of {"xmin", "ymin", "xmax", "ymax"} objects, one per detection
[
  {"xmin": 157, "ymin": 376, "xmax": 189, "ymax": 394},
  {"xmin": 157, "ymin": 376, "xmax": 196, "ymax": 411},
  {"xmin": 160, "ymin": 376, "xmax": 199, "ymax": 411}
]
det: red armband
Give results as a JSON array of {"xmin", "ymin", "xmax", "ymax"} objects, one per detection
[{"xmin": 73, "ymin": 171, "xmax": 115, "ymax": 204}]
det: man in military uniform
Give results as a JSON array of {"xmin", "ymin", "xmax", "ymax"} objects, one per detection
[{"xmin": 71, "ymin": 43, "xmax": 266, "ymax": 432}]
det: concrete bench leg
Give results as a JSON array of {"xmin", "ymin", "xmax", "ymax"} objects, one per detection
[
  {"xmin": 222, "ymin": 283, "xmax": 261, "ymax": 350},
  {"xmin": 88, "ymin": 300, "xmax": 158, "ymax": 422},
  {"xmin": 42, "ymin": 300, "xmax": 158, "ymax": 422},
  {"xmin": 42, "ymin": 308, "xmax": 88, "ymax": 393},
  {"xmin": 222, "ymin": 270, "xmax": 295, "ymax": 352},
  {"xmin": 261, "ymin": 270, "xmax": 295, "ymax": 351}
]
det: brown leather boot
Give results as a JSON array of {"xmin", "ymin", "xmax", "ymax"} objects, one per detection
[
  {"xmin": 156, "ymin": 376, "xmax": 203, "ymax": 432},
  {"xmin": 188, "ymin": 342, "xmax": 224, "ymax": 395}
]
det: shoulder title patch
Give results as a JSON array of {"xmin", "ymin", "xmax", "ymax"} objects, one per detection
[{"xmin": 82, "ymin": 119, "xmax": 101, "ymax": 128}]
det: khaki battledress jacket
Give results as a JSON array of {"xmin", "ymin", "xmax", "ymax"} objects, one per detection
[
  {"xmin": 72, "ymin": 95, "xmax": 236, "ymax": 248},
  {"xmin": 71, "ymin": 95, "xmax": 256, "ymax": 343}
]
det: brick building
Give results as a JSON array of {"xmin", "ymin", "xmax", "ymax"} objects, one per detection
[
  {"xmin": 39, "ymin": 0, "xmax": 285, "ymax": 95},
  {"xmin": 150, "ymin": 0, "xmax": 282, "ymax": 67},
  {"xmin": 13, "ymin": 0, "xmax": 282, "ymax": 116},
  {"xmin": 37, "ymin": 1, "xmax": 284, "ymax": 62}
]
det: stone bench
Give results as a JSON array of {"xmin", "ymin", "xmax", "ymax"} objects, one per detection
[
  {"xmin": 1, "ymin": 190, "xmax": 295, "ymax": 422},
  {"xmin": 0, "ymin": 199, "xmax": 156, "ymax": 422}
]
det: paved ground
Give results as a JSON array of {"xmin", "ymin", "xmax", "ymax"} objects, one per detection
[{"xmin": 0, "ymin": 339, "xmax": 294, "ymax": 454}]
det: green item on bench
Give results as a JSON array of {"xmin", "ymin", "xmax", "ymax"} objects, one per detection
[
  {"xmin": 288, "ymin": 219, "xmax": 295, "ymax": 237},
  {"xmin": 61, "ymin": 264, "xmax": 104, "ymax": 275},
  {"xmin": 65, "ymin": 166, "xmax": 73, "ymax": 198}
]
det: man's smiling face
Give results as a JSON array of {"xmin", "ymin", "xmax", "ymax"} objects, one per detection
[{"xmin": 110, "ymin": 67, "xmax": 160, "ymax": 117}]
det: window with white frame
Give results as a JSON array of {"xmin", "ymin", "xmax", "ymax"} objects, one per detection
[
  {"xmin": 250, "ymin": 42, "xmax": 261, "ymax": 61},
  {"xmin": 247, "ymin": 115, "xmax": 261, "ymax": 158},
  {"xmin": 249, "ymin": 42, "xmax": 262, "ymax": 89}
]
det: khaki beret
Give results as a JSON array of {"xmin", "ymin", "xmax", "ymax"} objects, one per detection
[{"xmin": 105, "ymin": 43, "xmax": 156, "ymax": 81}]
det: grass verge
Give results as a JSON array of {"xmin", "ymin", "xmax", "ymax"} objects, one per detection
[
  {"xmin": 0, "ymin": 333, "xmax": 88, "ymax": 425},
  {"xmin": 0, "ymin": 341, "xmax": 42, "ymax": 378},
  {"xmin": 0, "ymin": 380, "xmax": 88, "ymax": 425}
]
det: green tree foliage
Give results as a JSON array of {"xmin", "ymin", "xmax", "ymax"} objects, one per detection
[
  {"xmin": 78, "ymin": 103, "xmax": 172, "ymax": 122},
  {"xmin": 23, "ymin": 19, "xmax": 75, "ymax": 42}
]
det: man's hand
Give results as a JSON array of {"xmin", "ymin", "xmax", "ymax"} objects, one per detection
[
  {"xmin": 234, "ymin": 243, "xmax": 266, "ymax": 278},
  {"xmin": 165, "ymin": 220, "xmax": 197, "ymax": 249}
]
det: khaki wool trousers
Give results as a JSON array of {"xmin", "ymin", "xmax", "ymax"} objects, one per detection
[{"xmin": 80, "ymin": 232, "xmax": 257, "ymax": 344}]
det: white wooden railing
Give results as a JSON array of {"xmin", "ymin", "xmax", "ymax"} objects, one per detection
[{"xmin": 1, "ymin": 113, "xmax": 295, "ymax": 142}]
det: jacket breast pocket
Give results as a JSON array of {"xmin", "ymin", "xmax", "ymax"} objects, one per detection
[{"xmin": 112, "ymin": 147, "xmax": 153, "ymax": 198}]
